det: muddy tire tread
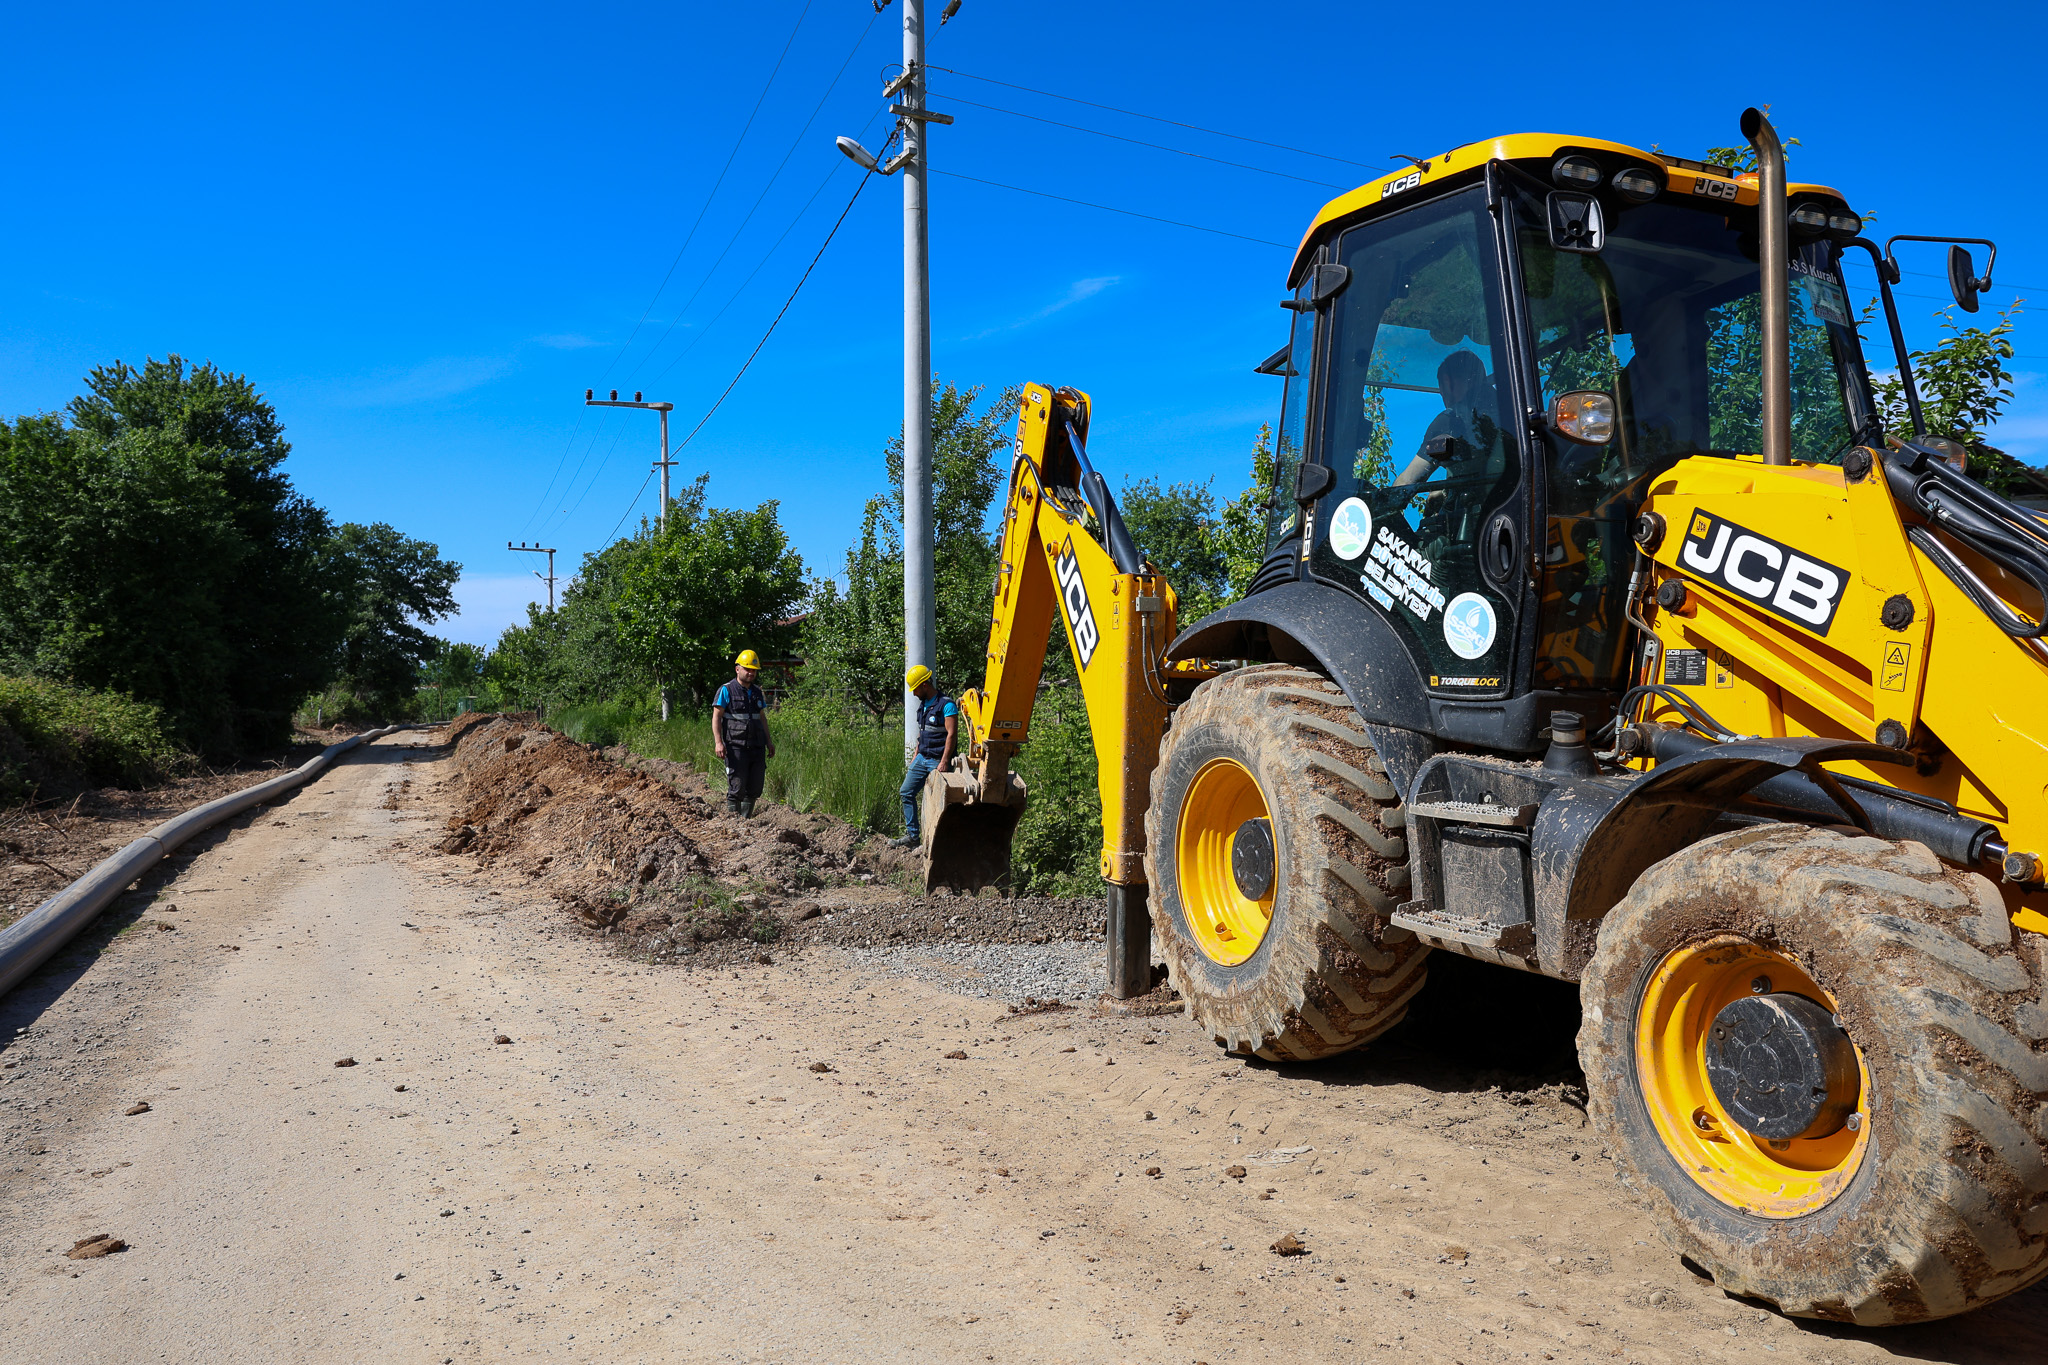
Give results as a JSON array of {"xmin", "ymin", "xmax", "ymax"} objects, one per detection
[
  {"xmin": 1577, "ymin": 824, "xmax": 2048, "ymax": 1324},
  {"xmin": 1145, "ymin": 664, "xmax": 1429, "ymax": 1061}
]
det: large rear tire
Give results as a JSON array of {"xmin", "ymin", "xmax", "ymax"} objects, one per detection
[
  {"xmin": 1579, "ymin": 823, "xmax": 2048, "ymax": 1324},
  {"xmin": 1144, "ymin": 665, "xmax": 1429, "ymax": 1060}
]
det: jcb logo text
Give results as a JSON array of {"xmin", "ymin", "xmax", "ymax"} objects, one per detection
[
  {"xmin": 1055, "ymin": 537, "xmax": 1101, "ymax": 667},
  {"xmin": 1679, "ymin": 511, "xmax": 1844, "ymax": 636}
]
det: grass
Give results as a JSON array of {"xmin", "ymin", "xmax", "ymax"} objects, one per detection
[
  {"xmin": 550, "ymin": 701, "xmax": 643, "ymax": 748},
  {"xmin": 625, "ymin": 700, "xmax": 904, "ymax": 834},
  {"xmin": 0, "ymin": 674, "xmax": 187, "ymax": 800}
]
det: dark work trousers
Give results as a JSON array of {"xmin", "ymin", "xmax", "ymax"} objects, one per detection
[{"xmin": 725, "ymin": 745, "xmax": 766, "ymax": 803}]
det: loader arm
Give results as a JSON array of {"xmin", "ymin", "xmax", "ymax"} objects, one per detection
[{"xmin": 929, "ymin": 383, "xmax": 1217, "ymax": 894}]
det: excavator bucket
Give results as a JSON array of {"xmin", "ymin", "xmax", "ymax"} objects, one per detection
[{"xmin": 920, "ymin": 765, "xmax": 1027, "ymax": 893}]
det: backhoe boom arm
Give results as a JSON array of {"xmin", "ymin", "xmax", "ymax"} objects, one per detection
[{"xmin": 950, "ymin": 384, "xmax": 1196, "ymax": 886}]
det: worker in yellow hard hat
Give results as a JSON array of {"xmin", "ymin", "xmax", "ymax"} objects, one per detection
[
  {"xmin": 890, "ymin": 663, "xmax": 957, "ymax": 849},
  {"xmin": 712, "ymin": 649, "xmax": 774, "ymax": 818}
]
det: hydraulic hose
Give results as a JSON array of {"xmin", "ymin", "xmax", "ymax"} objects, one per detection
[{"xmin": 1885, "ymin": 443, "xmax": 2048, "ymax": 638}]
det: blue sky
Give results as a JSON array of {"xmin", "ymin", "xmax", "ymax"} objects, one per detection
[{"xmin": 5, "ymin": 1, "xmax": 2045, "ymax": 646}]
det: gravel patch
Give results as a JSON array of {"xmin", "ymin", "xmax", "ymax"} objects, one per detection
[{"xmin": 842, "ymin": 941, "xmax": 1120, "ymax": 1004}]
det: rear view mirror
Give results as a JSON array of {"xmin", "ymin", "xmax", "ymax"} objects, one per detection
[
  {"xmin": 1949, "ymin": 245, "xmax": 1984, "ymax": 313},
  {"xmin": 1547, "ymin": 192, "xmax": 1605, "ymax": 254}
]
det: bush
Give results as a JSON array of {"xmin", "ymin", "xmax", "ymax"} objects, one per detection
[
  {"xmin": 0, "ymin": 675, "xmax": 187, "ymax": 800},
  {"xmin": 1009, "ymin": 686, "xmax": 1105, "ymax": 897}
]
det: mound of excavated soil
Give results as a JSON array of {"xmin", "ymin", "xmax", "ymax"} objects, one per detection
[{"xmin": 434, "ymin": 714, "xmax": 1106, "ymax": 971}]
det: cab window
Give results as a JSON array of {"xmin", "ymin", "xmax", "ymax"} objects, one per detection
[
  {"xmin": 1264, "ymin": 275, "xmax": 1317, "ymax": 555},
  {"xmin": 1308, "ymin": 186, "xmax": 1519, "ymax": 690}
]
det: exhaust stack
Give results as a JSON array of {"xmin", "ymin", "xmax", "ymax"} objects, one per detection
[{"xmin": 1743, "ymin": 107, "xmax": 1792, "ymax": 467}]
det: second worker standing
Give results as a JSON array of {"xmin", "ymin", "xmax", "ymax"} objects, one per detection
[{"xmin": 712, "ymin": 649, "xmax": 774, "ymax": 818}]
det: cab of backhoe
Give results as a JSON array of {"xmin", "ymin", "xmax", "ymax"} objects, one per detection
[{"xmin": 1207, "ymin": 135, "xmax": 1872, "ymax": 752}]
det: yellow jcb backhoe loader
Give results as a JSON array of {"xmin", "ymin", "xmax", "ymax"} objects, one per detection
[{"xmin": 925, "ymin": 109, "xmax": 2048, "ymax": 1324}]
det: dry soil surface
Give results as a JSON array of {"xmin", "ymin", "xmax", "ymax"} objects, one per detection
[
  {"xmin": 0, "ymin": 730, "xmax": 2042, "ymax": 1363},
  {"xmin": 0, "ymin": 739, "xmax": 342, "ymax": 934}
]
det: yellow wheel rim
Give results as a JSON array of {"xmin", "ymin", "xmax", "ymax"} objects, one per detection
[
  {"xmin": 1176, "ymin": 758, "xmax": 1275, "ymax": 966},
  {"xmin": 1635, "ymin": 934, "xmax": 1870, "ymax": 1218}
]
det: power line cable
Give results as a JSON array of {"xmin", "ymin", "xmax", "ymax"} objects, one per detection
[
  {"xmin": 524, "ymin": 4, "xmax": 816, "ymax": 534},
  {"xmin": 550, "ymin": 420, "xmax": 637, "ymax": 533},
  {"xmin": 926, "ymin": 65, "xmax": 1385, "ymax": 172},
  {"xmin": 938, "ymin": 94, "xmax": 1344, "ymax": 189},
  {"xmin": 648, "ymin": 123, "xmax": 896, "ymax": 387},
  {"xmin": 605, "ymin": 466, "xmax": 661, "ymax": 545},
  {"xmin": 933, "ymin": 169, "xmax": 1290, "ymax": 247},
  {"xmin": 666, "ymin": 168, "xmax": 878, "ymax": 460},
  {"xmin": 627, "ymin": 15, "xmax": 884, "ymax": 382},
  {"xmin": 599, "ymin": 164, "xmax": 878, "ymax": 545},
  {"xmin": 518, "ymin": 408, "xmax": 597, "ymax": 537},
  {"xmin": 596, "ymin": 1, "xmax": 815, "ymax": 385},
  {"xmin": 1901, "ymin": 267, "xmax": 2042, "ymax": 293}
]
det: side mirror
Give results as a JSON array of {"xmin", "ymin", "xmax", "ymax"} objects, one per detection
[
  {"xmin": 1310, "ymin": 262, "xmax": 1351, "ymax": 305},
  {"xmin": 1295, "ymin": 462, "xmax": 1336, "ymax": 503},
  {"xmin": 1547, "ymin": 192, "xmax": 1605, "ymax": 254},
  {"xmin": 1948, "ymin": 245, "xmax": 1986, "ymax": 313}
]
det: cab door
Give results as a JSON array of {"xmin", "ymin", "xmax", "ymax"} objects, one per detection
[{"xmin": 1304, "ymin": 185, "xmax": 1527, "ymax": 698}]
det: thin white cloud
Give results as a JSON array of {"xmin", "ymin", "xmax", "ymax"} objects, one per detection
[
  {"xmin": 533, "ymin": 333, "xmax": 605, "ymax": 350},
  {"xmin": 960, "ymin": 276, "xmax": 1120, "ymax": 341},
  {"xmin": 320, "ymin": 355, "xmax": 514, "ymax": 409}
]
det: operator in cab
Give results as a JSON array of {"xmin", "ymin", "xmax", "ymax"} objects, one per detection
[
  {"xmin": 890, "ymin": 664, "xmax": 958, "ymax": 850},
  {"xmin": 1391, "ymin": 348, "xmax": 1496, "ymax": 488},
  {"xmin": 712, "ymin": 649, "xmax": 775, "ymax": 819}
]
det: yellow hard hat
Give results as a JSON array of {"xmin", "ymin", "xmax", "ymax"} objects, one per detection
[
  {"xmin": 904, "ymin": 664, "xmax": 932, "ymax": 690},
  {"xmin": 735, "ymin": 649, "xmax": 762, "ymax": 669}
]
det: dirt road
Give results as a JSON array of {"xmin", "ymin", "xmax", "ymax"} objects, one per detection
[{"xmin": 1, "ymin": 732, "xmax": 2042, "ymax": 1363}]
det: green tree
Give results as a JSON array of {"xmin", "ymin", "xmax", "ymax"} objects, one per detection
[
  {"xmin": 325, "ymin": 523, "xmax": 461, "ymax": 715},
  {"xmin": 802, "ymin": 380, "xmax": 1017, "ymax": 712},
  {"xmin": 611, "ymin": 475, "xmax": 806, "ymax": 705},
  {"xmin": 1218, "ymin": 423, "xmax": 1277, "ymax": 598},
  {"xmin": 1869, "ymin": 304, "xmax": 2048, "ymax": 496},
  {"xmin": 0, "ymin": 357, "xmax": 345, "ymax": 753},
  {"xmin": 802, "ymin": 501, "xmax": 906, "ymax": 722},
  {"xmin": 422, "ymin": 640, "xmax": 487, "ymax": 692},
  {"xmin": 1120, "ymin": 476, "xmax": 1231, "ymax": 623},
  {"xmin": 486, "ymin": 604, "xmax": 574, "ymax": 711}
]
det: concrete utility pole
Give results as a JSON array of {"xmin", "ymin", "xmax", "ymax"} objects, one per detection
[
  {"xmin": 508, "ymin": 541, "xmax": 559, "ymax": 611},
  {"xmin": 584, "ymin": 389, "xmax": 677, "ymax": 531},
  {"xmin": 584, "ymin": 387, "xmax": 680, "ymax": 720},
  {"xmin": 898, "ymin": 0, "xmax": 933, "ymax": 758},
  {"xmin": 836, "ymin": 0, "xmax": 955, "ymax": 754}
]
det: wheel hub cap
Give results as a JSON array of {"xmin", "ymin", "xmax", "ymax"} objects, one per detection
[
  {"xmin": 1634, "ymin": 935, "xmax": 1871, "ymax": 1217},
  {"xmin": 1704, "ymin": 992, "xmax": 1859, "ymax": 1140},
  {"xmin": 1230, "ymin": 818, "xmax": 1275, "ymax": 900}
]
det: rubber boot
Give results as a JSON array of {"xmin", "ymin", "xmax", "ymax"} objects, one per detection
[
  {"xmin": 740, "ymin": 799, "xmax": 756, "ymax": 819},
  {"xmin": 725, "ymin": 797, "xmax": 741, "ymax": 816}
]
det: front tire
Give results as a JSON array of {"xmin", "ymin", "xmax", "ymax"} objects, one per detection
[
  {"xmin": 1144, "ymin": 665, "xmax": 1428, "ymax": 1061},
  {"xmin": 1579, "ymin": 823, "xmax": 2048, "ymax": 1324}
]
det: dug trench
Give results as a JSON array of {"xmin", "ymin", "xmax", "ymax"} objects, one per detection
[{"xmin": 0, "ymin": 722, "xmax": 2039, "ymax": 1362}]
